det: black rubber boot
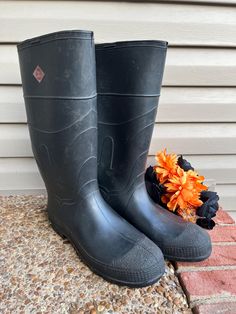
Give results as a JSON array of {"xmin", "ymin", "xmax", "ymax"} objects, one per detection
[
  {"xmin": 17, "ymin": 31, "xmax": 165, "ymax": 287},
  {"xmin": 96, "ymin": 40, "xmax": 212, "ymax": 262}
]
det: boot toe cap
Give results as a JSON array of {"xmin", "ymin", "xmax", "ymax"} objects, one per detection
[
  {"xmin": 92, "ymin": 237, "xmax": 165, "ymax": 287},
  {"xmin": 162, "ymin": 223, "xmax": 212, "ymax": 262}
]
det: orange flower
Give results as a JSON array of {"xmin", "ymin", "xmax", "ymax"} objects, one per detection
[
  {"xmin": 164, "ymin": 167, "xmax": 203, "ymax": 211},
  {"xmin": 154, "ymin": 148, "xmax": 178, "ymax": 183},
  {"xmin": 188, "ymin": 170, "xmax": 208, "ymax": 192},
  {"xmin": 153, "ymin": 149, "xmax": 209, "ymax": 223}
]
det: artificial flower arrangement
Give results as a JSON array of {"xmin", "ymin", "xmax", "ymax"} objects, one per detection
[{"xmin": 145, "ymin": 149, "xmax": 219, "ymax": 230}]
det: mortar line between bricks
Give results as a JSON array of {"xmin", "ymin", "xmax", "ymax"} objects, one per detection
[
  {"xmin": 212, "ymin": 242, "xmax": 236, "ymax": 246},
  {"xmin": 189, "ymin": 295, "xmax": 236, "ymax": 308},
  {"xmin": 176, "ymin": 265, "xmax": 236, "ymax": 273},
  {"xmin": 217, "ymin": 223, "xmax": 236, "ymax": 226}
]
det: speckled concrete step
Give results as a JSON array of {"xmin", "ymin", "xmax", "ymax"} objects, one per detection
[{"xmin": 0, "ymin": 195, "xmax": 191, "ymax": 314}]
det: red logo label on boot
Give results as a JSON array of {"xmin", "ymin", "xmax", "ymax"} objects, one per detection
[{"xmin": 33, "ymin": 65, "xmax": 45, "ymax": 83}]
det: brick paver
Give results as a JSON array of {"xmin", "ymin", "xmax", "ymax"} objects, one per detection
[
  {"xmin": 214, "ymin": 209, "xmax": 235, "ymax": 225},
  {"xmin": 193, "ymin": 302, "xmax": 236, "ymax": 314},
  {"xmin": 209, "ymin": 225, "xmax": 236, "ymax": 243},
  {"xmin": 175, "ymin": 210, "xmax": 236, "ymax": 311},
  {"xmin": 176, "ymin": 245, "xmax": 236, "ymax": 269},
  {"xmin": 179, "ymin": 269, "xmax": 236, "ymax": 301}
]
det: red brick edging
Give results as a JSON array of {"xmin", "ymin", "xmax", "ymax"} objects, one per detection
[{"xmin": 174, "ymin": 209, "xmax": 236, "ymax": 314}]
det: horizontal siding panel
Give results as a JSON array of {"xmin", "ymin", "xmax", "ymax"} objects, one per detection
[
  {"xmin": 2, "ymin": 86, "xmax": 236, "ymax": 123},
  {"xmin": 0, "ymin": 158, "xmax": 234, "ymax": 211},
  {"xmin": 147, "ymin": 155, "xmax": 236, "ymax": 184},
  {"xmin": 0, "ymin": 158, "xmax": 44, "ymax": 191},
  {"xmin": 1, "ymin": 46, "xmax": 236, "ymax": 86},
  {"xmin": 0, "ymin": 189, "xmax": 46, "ymax": 196},
  {"xmin": 162, "ymin": 0, "xmax": 236, "ymax": 4},
  {"xmin": 0, "ymin": 123, "xmax": 236, "ymax": 157},
  {"xmin": 1, "ymin": 1, "xmax": 236, "ymax": 47},
  {"xmin": 0, "ymin": 125, "xmax": 32, "ymax": 157},
  {"xmin": 158, "ymin": 87, "xmax": 236, "ymax": 122},
  {"xmin": 164, "ymin": 48, "xmax": 236, "ymax": 86},
  {"xmin": 4, "ymin": 0, "xmax": 236, "ymax": 4},
  {"xmin": 0, "ymin": 46, "xmax": 19, "ymax": 85},
  {"xmin": 216, "ymin": 185, "xmax": 236, "ymax": 211},
  {"xmin": 150, "ymin": 123, "xmax": 236, "ymax": 155},
  {"xmin": 0, "ymin": 86, "xmax": 25, "ymax": 123}
]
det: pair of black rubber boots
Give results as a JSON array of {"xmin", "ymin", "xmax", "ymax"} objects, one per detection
[{"xmin": 18, "ymin": 30, "xmax": 211, "ymax": 287}]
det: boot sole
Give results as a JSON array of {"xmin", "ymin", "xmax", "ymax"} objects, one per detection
[{"xmin": 49, "ymin": 219, "xmax": 163, "ymax": 288}]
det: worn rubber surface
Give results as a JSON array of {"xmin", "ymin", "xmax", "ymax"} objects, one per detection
[
  {"xmin": 96, "ymin": 40, "xmax": 212, "ymax": 262},
  {"xmin": 17, "ymin": 31, "xmax": 165, "ymax": 287}
]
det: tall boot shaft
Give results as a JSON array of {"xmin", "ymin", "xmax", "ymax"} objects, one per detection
[
  {"xmin": 96, "ymin": 41, "xmax": 167, "ymax": 210},
  {"xmin": 18, "ymin": 31, "xmax": 97, "ymax": 201}
]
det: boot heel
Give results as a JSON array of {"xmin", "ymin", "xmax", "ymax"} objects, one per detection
[{"xmin": 50, "ymin": 221, "xmax": 67, "ymax": 240}]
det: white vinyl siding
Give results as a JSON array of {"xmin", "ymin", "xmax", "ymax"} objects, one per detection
[{"xmin": 0, "ymin": 0, "xmax": 236, "ymax": 220}]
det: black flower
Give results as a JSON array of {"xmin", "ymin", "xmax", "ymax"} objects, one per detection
[
  {"xmin": 196, "ymin": 218, "xmax": 216, "ymax": 230},
  {"xmin": 177, "ymin": 155, "xmax": 194, "ymax": 171},
  {"xmin": 145, "ymin": 166, "xmax": 158, "ymax": 184},
  {"xmin": 145, "ymin": 166, "xmax": 166, "ymax": 205},
  {"xmin": 197, "ymin": 190, "xmax": 219, "ymax": 219}
]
